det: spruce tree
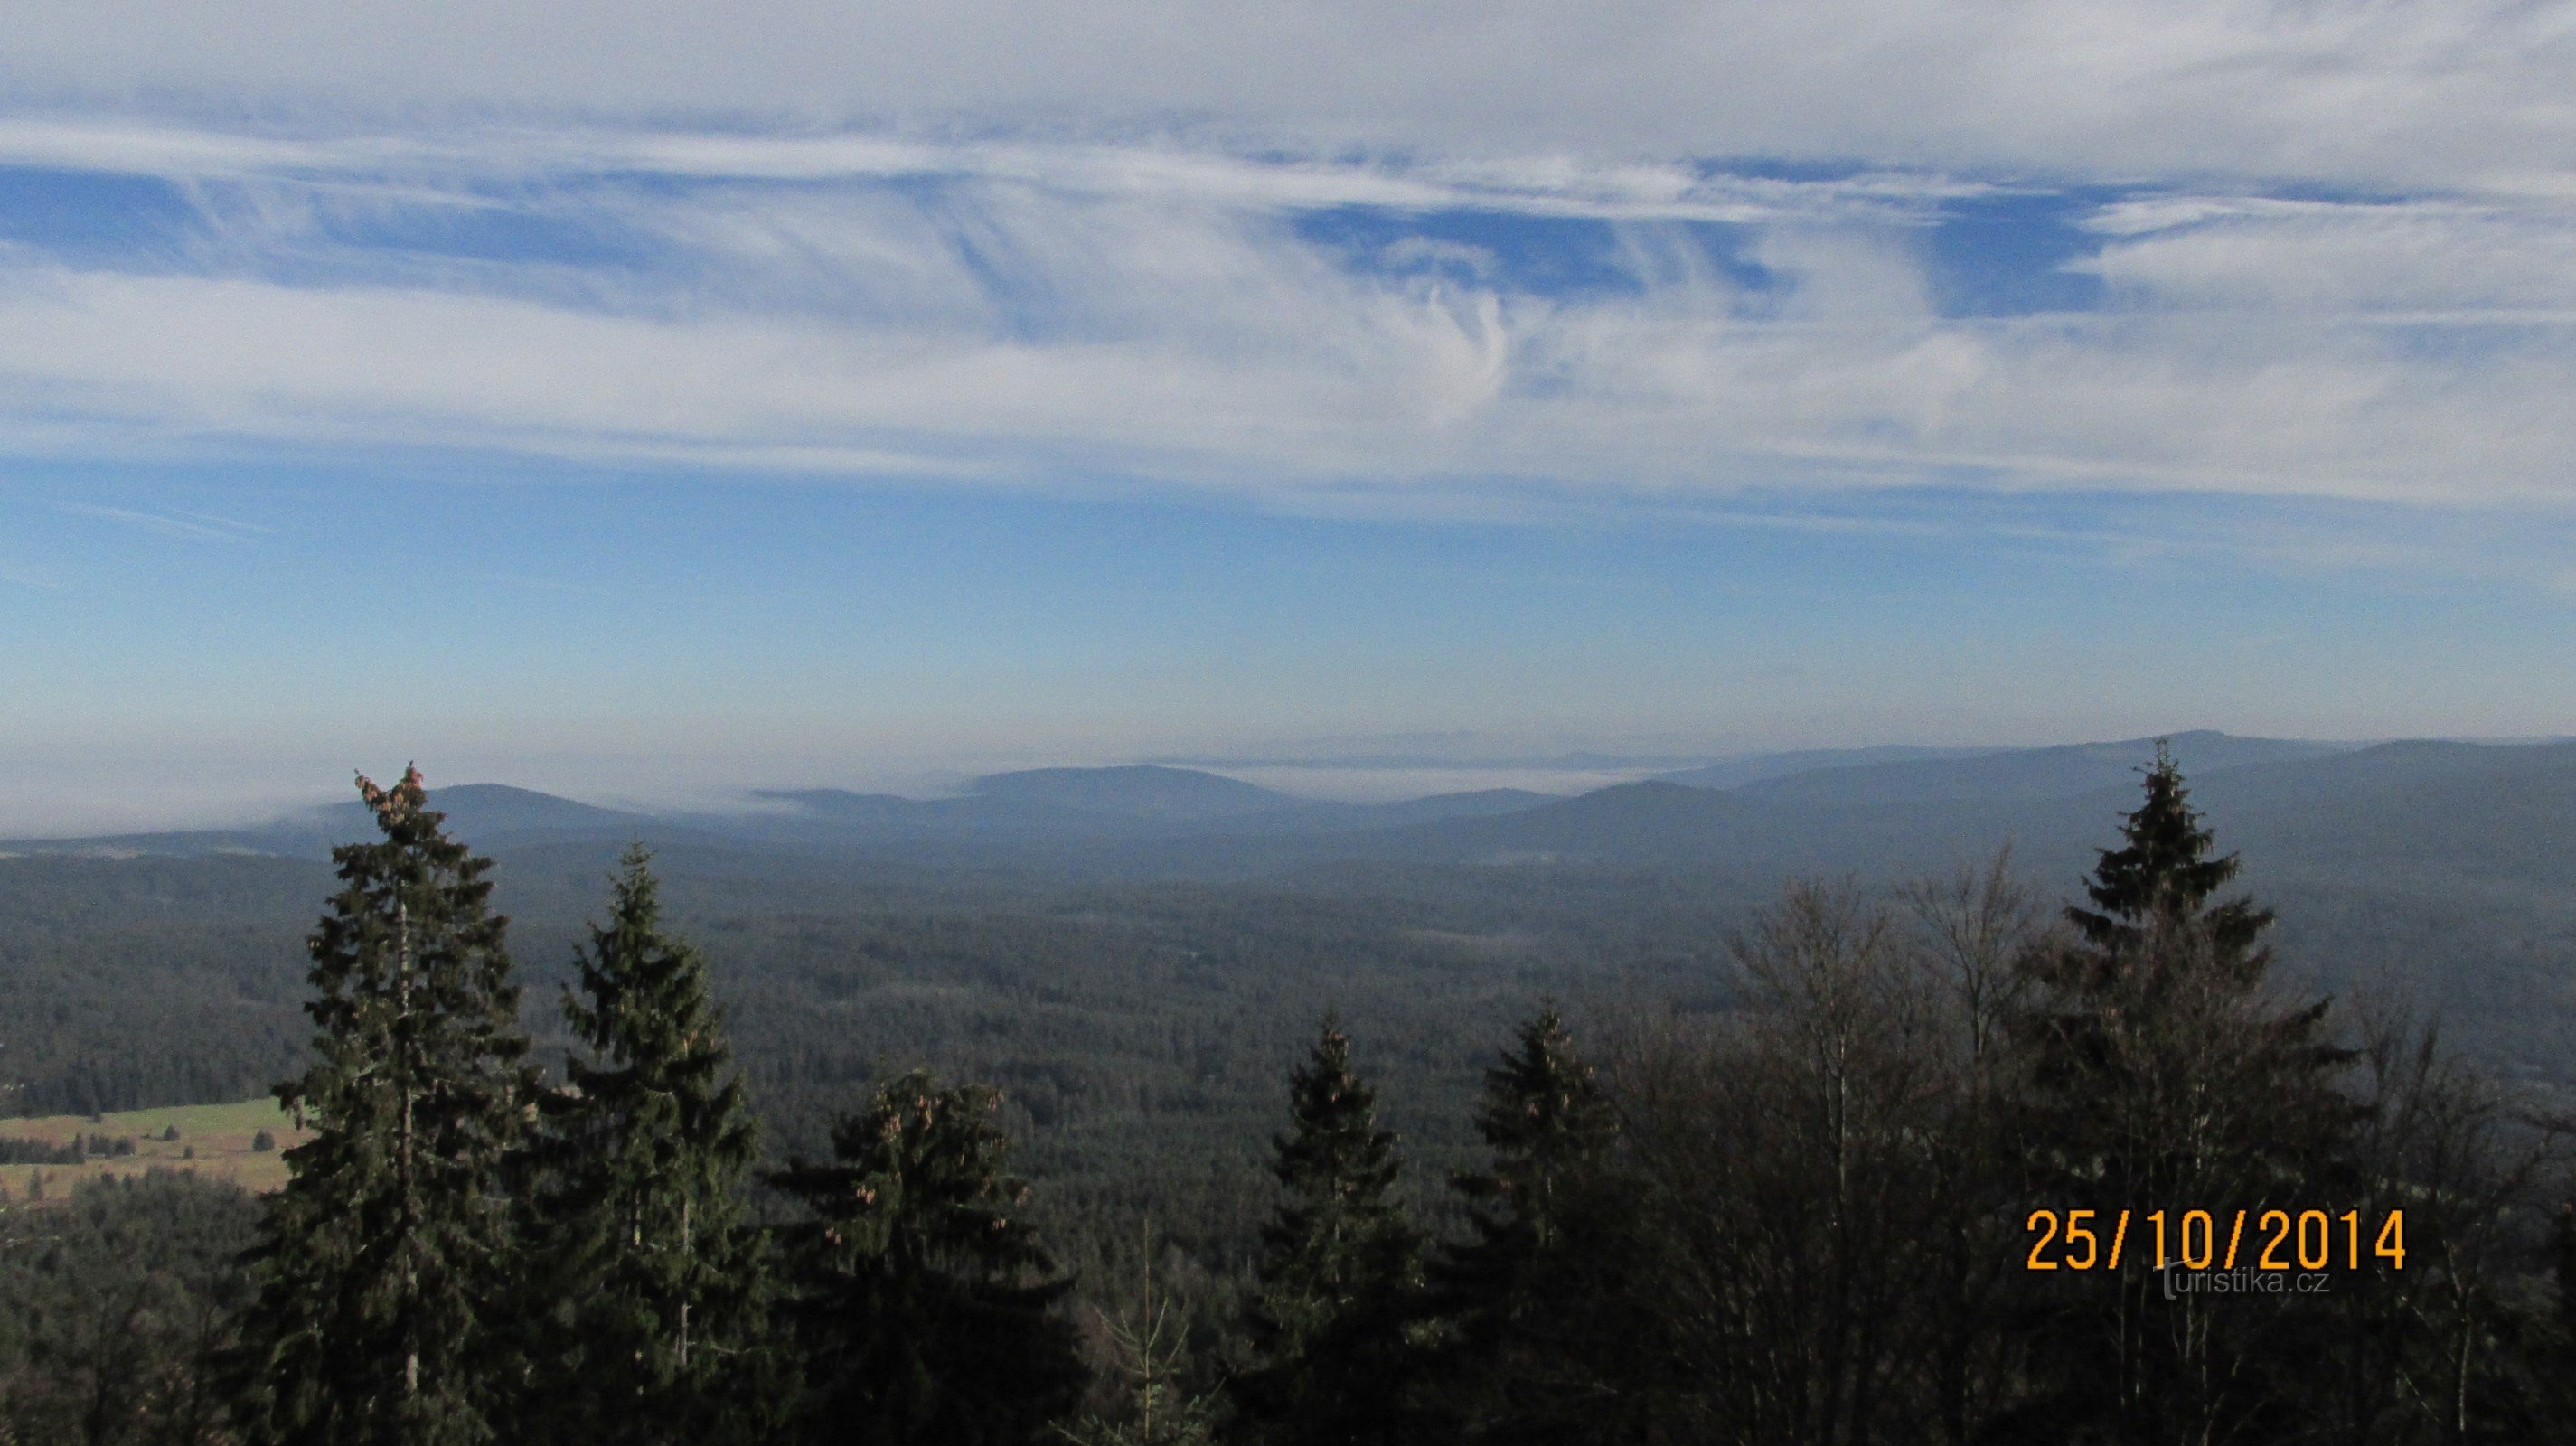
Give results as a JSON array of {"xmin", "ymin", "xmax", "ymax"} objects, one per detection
[
  {"xmin": 1233, "ymin": 1016, "xmax": 1427, "ymax": 1446},
  {"xmin": 768, "ymin": 1067, "xmax": 1084, "ymax": 1446},
  {"xmin": 2021, "ymin": 742, "xmax": 2348, "ymax": 1174},
  {"xmin": 518, "ymin": 847, "xmax": 773, "ymax": 1446},
  {"xmin": 1430, "ymin": 1005, "xmax": 1615, "ymax": 1442},
  {"xmin": 2062, "ymin": 738, "xmax": 2273, "ymax": 974},
  {"xmin": 226, "ymin": 767, "xmax": 540, "ymax": 1446},
  {"xmin": 1058, "ymin": 1228, "xmax": 1220, "ymax": 1446},
  {"xmin": 1445, "ymin": 1003, "xmax": 1611, "ymax": 1284},
  {"xmin": 2007, "ymin": 743, "xmax": 2356, "ymax": 1442}
]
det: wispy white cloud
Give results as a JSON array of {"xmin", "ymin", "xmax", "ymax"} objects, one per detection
[
  {"xmin": 2083, "ymin": 196, "xmax": 2576, "ymax": 315},
  {"xmin": 52, "ymin": 501, "xmax": 269, "ymax": 540},
  {"xmin": 11, "ymin": 3, "xmax": 2576, "ymax": 834},
  {"xmin": 3, "ymin": 1, "xmax": 2572, "ymax": 193},
  {"xmin": 166, "ymin": 507, "xmax": 273, "ymax": 533},
  {"xmin": 0, "ymin": 117, "xmax": 1973, "ymax": 226},
  {"xmin": 0, "ymin": 156, "xmax": 2571, "ymax": 510},
  {"xmin": 0, "ymin": 4, "xmax": 2566, "ymax": 525}
]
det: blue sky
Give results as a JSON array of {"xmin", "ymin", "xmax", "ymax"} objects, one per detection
[{"xmin": 3, "ymin": 2, "xmax": 2574, "ymax": 831}]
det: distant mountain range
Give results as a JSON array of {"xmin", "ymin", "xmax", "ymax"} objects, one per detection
[
  {"xmin": 726, "ymin": 765, "xmax": 1556, "ymax": 846},
  {"xmin": 1358, "ymin": 734, "xmax": 2576, "ymax": 887},
  {"xmin": 8, "ymin": 732, "xmax": 2569, "ymax": 902},
  {"xmin": 0, "ymin": 764, "xmax": 1558, "ymax": 857},
  {"xmin": 1651, "ymin": 745, "xmax": 2007, "ymax": 791},
  {"xmin": 8, "ymin": 729, "xmax": 2574, "ymax": 1083},
  {"xmin": 1675, "ymin": 730, "xmax": 2351, "ymax": 807}
]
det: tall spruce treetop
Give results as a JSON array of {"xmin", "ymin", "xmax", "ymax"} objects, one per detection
[
  {"xmin": 2028, "ymin": 742, "xmax": 2337, "ymax": 1116},
  {"xmin": 520, "ymin": 846, "xmax": 768, "ymax": 1446},
  {"xmin": 1236, "ymin": 1017, "xmax": 1426, "ymax": 1446},
  {"xmin": 1449, "ymin": 1003, "xmax": 1612, "ymax": 1260},
  {"xmin": 229, "ymin": 767, "xmax": 539, "ymax": 1446},
  {"xmin": 767, "ymin": 1067, "xmax": 1084, "ymax": 1446},
  {"xmin": 2064, "ymin": 739, "xmax": 2274, "ymax": 976},
  {"xmin": 1428, "ymin": 1006, "xmax": 1617, "ymax": 1443},
  {"xmin": 2011, "ymin": 746, "xmax": 2358, "ymax": 1442},
  {"xmin": 1255, "ymin": 1016, "xmax": 1416, "ymax": 1348}
]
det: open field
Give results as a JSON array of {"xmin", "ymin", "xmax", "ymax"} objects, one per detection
[{"xmin": 0, "ymin": 1097, "xmax": 306, "ymax": 1204}]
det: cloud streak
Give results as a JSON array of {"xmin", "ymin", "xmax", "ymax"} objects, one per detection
[
  {"xmin": 0, "ymin": 1, "xmax": 2572, "ymax": 525},
  {"xmin": 2, "ymin": 1, "xmax": 2573, "ymax": 193},
  {"xmin": 0, "ymin": 139, "xmax": 2571, "ymax": 512},
  {"xmin": 0, "ymin": 118, "xmax": 1972, "ymax": 226},
  {"xmin": 52, "ymin": 501, "xmax": 270, "ymax": 540}
]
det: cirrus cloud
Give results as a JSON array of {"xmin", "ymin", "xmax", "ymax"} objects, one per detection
[
  {"xmin": 1, "ymin": 1, "xmax": 2573, "ymax": 194},
  {"xmin": 0, "ymin": 128, "xmax": 2571, "ymax": 509},
  {"xmin": 0, "ymin": 1, "xmax": 2571, "ymax": 515}
]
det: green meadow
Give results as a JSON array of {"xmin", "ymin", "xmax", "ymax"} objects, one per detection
[{"xmin": 0, "ymin": 1097, "xmax": 306, "ymax": 1203}]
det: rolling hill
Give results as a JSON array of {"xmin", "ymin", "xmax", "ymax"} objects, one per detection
[
  {"xmin": 3, "ymin": 730, "xmax": 2571, "ymax": 1196},
  {"xmin": 1706, "ymin": 730, "xmax": 2355, "ymax": 808}
]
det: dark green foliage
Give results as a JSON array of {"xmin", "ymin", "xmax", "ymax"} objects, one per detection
[
  {"xmin": 519, "ymin": 847, "xmax": 776, "ymax": 1446},
  {"xmin": 2007, "ymin": 744, "xmax": 2364, "ymax": 1443},
  {"xmin": 0, "ymin": 1171, "xmax": 259, "ymax": 1446},
  {"xmin": 1447, "ymin": 1004, "xmax": 1609, "ymax": 1263},
  {"xmin": 224, "ymin": 768, "xmax": 541, "ymax": 1446},
  {"xmin": 2063, "ymin": 737, "xmax": 2275, "ymax": 972},
  {"xmin": 2019, "ymin": 745, "xmax": 2356, "ymax": 1202},
  {"xmin": 10, "ymin": 743, "xmax": 2576, "ymax": 1444},
  {"xmin": 1430, "ymin": 1004, "xmax": 1615, "ymax": 1442},
  {"xmin": 0, "ymin": 852, "xmax": 320, "ymax": 1117},
  {"xmin": 0, "ymin": 840, "xmax": 1740, "ymax": 1263},
  {"xmin": 769, "ymin": 1066, "xmax": 1085, "ymax": 1445},
  {"xmin": 1233, "ymin": 1017, "xmax": 1428, "ymax": 1446}
]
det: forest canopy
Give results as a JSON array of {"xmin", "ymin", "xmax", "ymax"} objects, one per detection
[{"xmin": 2, "ymin": 751, "xmax": 2572, "ymax": 1444}]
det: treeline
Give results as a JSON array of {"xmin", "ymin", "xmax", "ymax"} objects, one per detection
[
  {"xmin": 0, "ymin": 840, "xmax": 1736, "ymax": 1191},
  {"xmin": 8, "ymin": 754, "xmax": 2576, "ymax": 1443},
  {"xmin": 0, "ymin": 1133, "xmax": 139, "ymax": 1166},
  {"xmin": 1194, "ymin": 759, "xmax": 2576, "ymax": 1445}
]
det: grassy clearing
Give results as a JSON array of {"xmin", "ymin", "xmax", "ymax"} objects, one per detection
[{"xmin": 0, "ymin": 1097, "xmax": 306, "ymax": 1203}]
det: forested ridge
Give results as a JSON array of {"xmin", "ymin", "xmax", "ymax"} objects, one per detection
[{"xmin": 4, "ymin": 750, "xmax": 2575, "ymax": 1442}]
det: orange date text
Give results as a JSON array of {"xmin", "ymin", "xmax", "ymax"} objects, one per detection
[{"xmin": 2023, "ymin": 1207, "xmax": 2404, "ymax": 1272}]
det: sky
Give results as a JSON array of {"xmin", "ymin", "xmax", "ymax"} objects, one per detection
[{"xmin": 4, "ymin": 1, "xmax": 2576, "ymax": 832}]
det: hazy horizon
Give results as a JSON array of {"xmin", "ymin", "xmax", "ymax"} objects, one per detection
[
  {"xmin": 13, "ymin": 725, "xmax": 2573, "ymax": 840},
  {"xmin": 6, "ymin": 1, "xmax": 2574, "ymax": 838}
]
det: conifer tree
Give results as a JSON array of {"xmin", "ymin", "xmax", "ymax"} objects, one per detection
[
  {"xmin": 225, "ymin": 767, "xmax": 540, "ymax": 1446},
  {"xmin": 1058, "ymin": 1227, "xmax": 1220, "ymax": 1446},
  {"xmin": 1430, "ymin": 1005, "xmax": 1615, "ymax": 1442},
  {"xmin": 2020, "ymin": 742, "xmax": 2349, "ymax": 1177},
  {"xmin": 2062, "ymin": 738, "xmax": 2273, "ymax": 973},
  {"xmin": 2006, "ymin": 744, "xmax": 2356, "ymax": 1442},
  {"xmin": 1444, "ymin": 1003, "xmax": 1611, "ymax": 1289},
  {"xmin": 1233, "ymin": 1016, "xmax": 1427, "ymax": 1446},
  {"xmin": 518, "ymin": 846, "xmax": 773, "ymax": 1446},
  {"xmin": 769, "ymin": 1067, "xmax": 1084, "ymax": 1446}
]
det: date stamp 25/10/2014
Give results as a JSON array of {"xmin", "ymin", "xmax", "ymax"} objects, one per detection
[{"xmin": 2023, "ymin": 1207, "xmax": 2404, "ymax": 1275}]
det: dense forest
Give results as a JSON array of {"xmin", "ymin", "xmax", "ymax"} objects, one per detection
[{"xmin": 5, "ymin": 750, "xmax": 2575, "ymax": 1442}]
